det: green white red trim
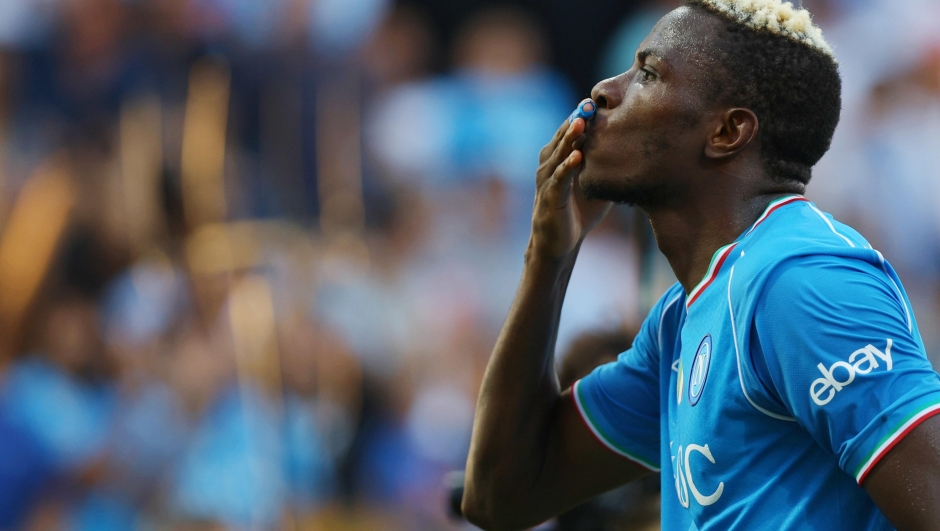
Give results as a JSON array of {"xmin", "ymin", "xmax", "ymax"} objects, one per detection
[
  {"xmin": 743, "ymin": 195, "xmax": 807, "ymax": 238},
  {"xmin": 686, "ymin": 243, "xmax": 738, "ymax": 308},
  {"xmin": 855, "ymin": 403, "xmax": 940, "ymax": 484},
  {"xmin": 686, "ymin": 195, "xmax": 807, "ymax": 309},
  {"xmin": 572, "ymin": 380, "xmax": 660, "ymax": 472}
]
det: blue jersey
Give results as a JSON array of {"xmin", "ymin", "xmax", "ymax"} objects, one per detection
[{"xmin": 574, "ymin": 196, "xmax": 940, "ymax": 530}]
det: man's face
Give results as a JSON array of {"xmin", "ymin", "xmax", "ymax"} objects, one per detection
[{"xmin": 579, "ymin": 7, "xmax": 721, "ymax": 206}]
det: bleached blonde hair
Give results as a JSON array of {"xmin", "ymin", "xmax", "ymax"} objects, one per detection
[{"xmin": 694, "ymin": 0, "xmax": 833, "ymax": 59}]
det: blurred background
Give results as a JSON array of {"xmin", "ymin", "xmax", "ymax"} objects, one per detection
[{"xmin": 0, "ymin": 0, "xmax": 937, "ymax": 529}]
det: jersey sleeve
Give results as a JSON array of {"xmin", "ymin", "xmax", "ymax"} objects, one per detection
[
  {"xmin": 572, "ymin": 285, "xmax": 680, "ymax": 472},
  {"xmin": 754, "ymin": 255, "xmax": 940, "ymax": 484}
]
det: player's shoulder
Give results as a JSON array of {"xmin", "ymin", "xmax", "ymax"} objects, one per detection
[
  {"xmin": 632, "ymin": 283, "xmax": 685, "ymax": 363},
  {"xmin": 759, "ymin": 254, "xmax": 899, "ymax": 313},
  {"xmin": 743, "ymin": 198, "xmax": 872, "ymax": 258},
  {"xmin": 728, "ymin": 198, "xmax": 911, "ymax": 324},
  {"xmin": 653, "ymin": 282, "xmax": 685, "ymax": 316},
  {"xmin": 649, "ymin": 283, "xmax": 686, "ymax": 337},
  {"xmin": 733, "ymin": 199, "xmax": 885, "ymax": 287}
]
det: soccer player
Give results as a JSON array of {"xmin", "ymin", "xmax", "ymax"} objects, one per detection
[{"xmin": 461, "ymin": 1, "xmax": 940, "ymax": 530}]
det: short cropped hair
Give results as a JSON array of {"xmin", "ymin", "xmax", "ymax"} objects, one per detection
[{"xmin": 687, "ymin": 0, "xmax": 842, "ymax": 185}]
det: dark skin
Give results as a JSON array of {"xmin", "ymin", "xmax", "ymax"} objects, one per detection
[{"xmin": 462, "ymin": 6, "xmax": 940, "ymax": 531}]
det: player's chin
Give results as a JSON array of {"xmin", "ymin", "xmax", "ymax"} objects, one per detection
[
  {"xmin": 578, "ymin": 158, "xmax": 614, "ymax": 198},
  {"xmin": 579, "ymin": 165, "xmax": 658, "ymax": 206},
  {"xmin": 578, "ymin": 169, "xmax": 619, "ymax": 203}
]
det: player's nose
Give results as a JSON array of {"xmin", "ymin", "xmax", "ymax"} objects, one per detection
[{"xmin": 590, "ymin": 76, "xmax": 622, "ymax": 111}]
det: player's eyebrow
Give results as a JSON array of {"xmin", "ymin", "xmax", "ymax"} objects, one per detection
[{"xmin": 637, "ymin": 48, "xmax": 666, "ymax": 65}]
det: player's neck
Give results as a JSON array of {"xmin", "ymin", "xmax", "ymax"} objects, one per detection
[{"xmin": 646, "ymin": 189, "xmax": 797, "ymax": 295}]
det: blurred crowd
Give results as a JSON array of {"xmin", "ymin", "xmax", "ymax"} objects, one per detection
[{"xmin": 0, "ymin": 0, "xmax": 936, "ymax": 530}]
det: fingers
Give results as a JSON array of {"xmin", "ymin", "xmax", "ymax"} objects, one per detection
[
  {"xmin": 551, "ymin": 150, "xmax": 582, "ymax": 187},
  {"xmin": 545, "ymin": 149, "xmax": 583, "ymax": 206},
  {"xmin": 572, "ymin": 133, "xmax": 587, "ymax": 150},
  {"xmin": 549, "ymin": 119, "xmax": 584, "ymax": 170},
  {"xmin": 540, "ymin": 118, "xmax": 572, "ymax": 162},
  {"xmin": 537, "ymin": 118, "xmax": 584, "ymax": 188},
  {"xmin": 551, "ymin": 117, "xmax": 571, "ymax": 144},
  {"xmin": 568, "ymin": 98, "xmax": 596, "ymax": 124}
]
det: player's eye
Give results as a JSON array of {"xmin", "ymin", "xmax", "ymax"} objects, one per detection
[{"xmin": 641, "ymin": 67, "xmax": 657, "ymax": 81}]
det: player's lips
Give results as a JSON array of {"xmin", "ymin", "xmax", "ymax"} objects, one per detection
[{"xmin": 581, "ymin": 111, "xmax": 606, "ymax": 154}]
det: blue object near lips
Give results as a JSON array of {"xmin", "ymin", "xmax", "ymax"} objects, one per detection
[{"xmin": 569, "ymin": 99, "xmax": 596, "ymax": 123}]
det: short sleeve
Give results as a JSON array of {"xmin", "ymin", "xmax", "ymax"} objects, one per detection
[
  {"xmin": 754, "ymin": 255, "xmax": 940, "ymax": 484},
  {"xmin": 573, "ymin": 286, "xmax": 681, "ymax": 472}
]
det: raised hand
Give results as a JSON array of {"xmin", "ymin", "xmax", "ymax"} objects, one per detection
[{"xmin": 530, "ymin": 116, "xmax": 613, "ymax": 260}]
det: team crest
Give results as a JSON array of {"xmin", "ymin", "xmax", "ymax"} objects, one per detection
[{"xmin": 688, "ymin": 335, "xmax": 712, "ymax": 406}]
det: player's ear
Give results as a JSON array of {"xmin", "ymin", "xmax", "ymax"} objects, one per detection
[{"xmin": 704, "ymin": 108, "xmax": 759, "ymax": 160}]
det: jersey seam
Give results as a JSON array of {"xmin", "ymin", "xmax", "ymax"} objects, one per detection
[
  {"xmin": 874, "ymin": 250, "xmax": 913, "ymax": 334},
  {"xmin": 658, "ymin": 293, "xmax": 683, "ymax": 354},
  {"xmin": 807, "ymin": 203, "xmax": 856, "ymax": 248},
  {"xmin": 727, "ymin": 265, "xmax": 797, "ymax": 422},
  {"xmin": 571, "ymin": 380, "xmax": 660, "ymax": 472}
]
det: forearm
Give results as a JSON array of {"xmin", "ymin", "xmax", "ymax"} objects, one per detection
[
  {"xmin": 463, "ymin": 243, "xmax": 580, "ymax": 525},
  {"xmin": 462, "ymin": 112, "xmax": 612, "ymax": 529}
]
